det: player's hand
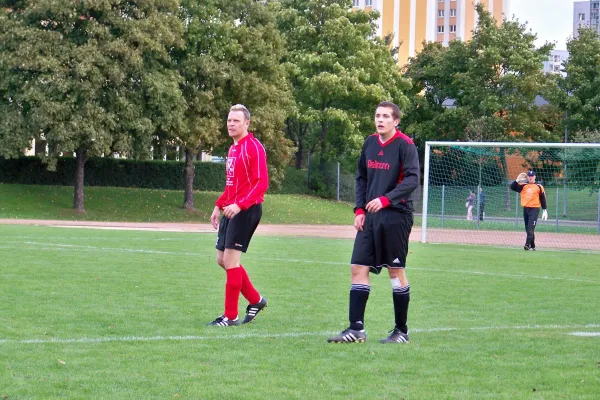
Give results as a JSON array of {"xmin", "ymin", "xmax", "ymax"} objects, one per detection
[
  {"xmin": 210, "ymin": 206, "xmax": 221, "ymax": 230},
  {"xmin": 354, "ymin": 214, "xmax": 365, "ymax": 231},
  {"xmin": 223, "ymin": 203, "xmax": 241, "ymax": 219},
  {"xmin": 516, "ymin": 172, "xmax": 527, "ymax": 183},
  {"xmin": 365, "ymin": 198, "xmax": 383, "ymax": 213},
  {"xmin": 542, "ymin": 209, "xmax": 548, "ymax": 221}
]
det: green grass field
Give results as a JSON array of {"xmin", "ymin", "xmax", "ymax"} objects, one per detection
[{"xmin": 1, "ymin": 225, "xmax": 599, "ymax": 399}]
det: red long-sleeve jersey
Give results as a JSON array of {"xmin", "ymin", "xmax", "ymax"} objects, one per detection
[{"xmin": 215, "ymin": 132, "xmax": 269, "ymax": 210}]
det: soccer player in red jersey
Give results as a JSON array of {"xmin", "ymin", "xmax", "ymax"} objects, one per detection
[
  {"xmin": 206, "ymin": 104, "xmax": 269, "ymax": 327},
  {"xmin": 328, "ymin": 102, "xmax": 420, "ymax": 343}
]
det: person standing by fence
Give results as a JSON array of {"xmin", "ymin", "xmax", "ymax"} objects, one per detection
[
  {"xmin": 478, "ymin": 187, "xmax": 486, "ymax": 221},
  {"xmin": 466, "ymin": 190, "xmax": 475, "ymax": 221}
]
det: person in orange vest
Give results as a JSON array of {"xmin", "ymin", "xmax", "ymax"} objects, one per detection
[{"xmin": 510, "ymin": 170, "xmax": 548, "ymax": 251}]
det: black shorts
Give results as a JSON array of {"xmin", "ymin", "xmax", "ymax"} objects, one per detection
[
  {"xmin": 350, "ymin": 209, "xmax": 413, "ymax": 274},
  {"xmin": 216, "ymin": 204, "xmax": 262, "ymax": 253}
]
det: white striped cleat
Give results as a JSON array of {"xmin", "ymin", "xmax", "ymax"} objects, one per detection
[
  {"xmin": 327, "ymin": 328, "xmax": 366, "ymax": 343},
  {"xmin": 380, "ymin": 328, "xmax": 409, "ymax": 344}
]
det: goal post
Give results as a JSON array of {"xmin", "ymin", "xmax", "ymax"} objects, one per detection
[{"xmin": 421, "ymin": 142, "xmax": 600, "ymax": 251}]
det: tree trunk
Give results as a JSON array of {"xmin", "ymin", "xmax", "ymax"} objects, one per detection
[
  {"xmin": 319, "ymin": 119, "xmax": 327, "ymax": 169},
  {"xmin": 183, "ymin": 147, "xmax": 195, "ymax": 210},
  {"xmin": 73, "ymin": 146, "xmax": 87, "ymax": 212},
  {"xmin": 295, "ymin": 137, "xmax": 304, "ymax": 169}
]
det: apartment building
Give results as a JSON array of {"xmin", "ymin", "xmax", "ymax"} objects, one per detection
[{"xmin": 352, "ymin": 0, "xmax": 509, "ymax": 66}]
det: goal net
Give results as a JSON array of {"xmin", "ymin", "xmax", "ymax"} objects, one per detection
[{"xmin": 421, "ymin": 142, "xmax": 600, "ymax": 251}]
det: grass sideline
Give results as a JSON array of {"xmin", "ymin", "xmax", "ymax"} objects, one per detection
[
  {"xmin": 1, "ymin": 225, "xmax": 599, "ymax": 399},
  {"xmin": 0, "ymin": 183, "xmax": 353, "ymax": 224}
]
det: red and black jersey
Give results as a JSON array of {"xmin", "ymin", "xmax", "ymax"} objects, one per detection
[
  {"xmin": 355, "ymin": 130, "xmax": 420, "ymax": 215},
  {"xmin": 215, "ymin": 132, "xmax": 269, "ymax": 210}
]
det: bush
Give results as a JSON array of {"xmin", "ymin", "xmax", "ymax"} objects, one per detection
[
  {"xmin": 0, "ymin": 157, "xmax": 320, "ymax": 194},
  {"xmin": 0, "ymin": 157, "xmax": 226, "ymax": 191}
]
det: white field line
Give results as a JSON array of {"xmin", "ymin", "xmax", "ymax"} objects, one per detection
[
  {"xmin": 1, "ymin": 324, "xmax": 599, "ymax": 345},
  {"xmin": 5, "ymin": 241, "xmax": 600, "ymax": 285},
  {"xmin": 568, "ymin": 332, "xmax": 600, "ymax": 337},
  {"xmin": 4, "ymin": 231, "xmax": 600, "ymax": 255}
]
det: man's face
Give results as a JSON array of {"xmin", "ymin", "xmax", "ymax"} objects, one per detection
[
  {"xmin": 374, "ymin": 107, "xmax": 399, "ymax": 136},
  {"xmin": 227, "ymin": 111, "xmax": 250, "ymax": 140},
  {"xmin": 527, "ymin": 175, "xmax": 536, "ymax": 183}
]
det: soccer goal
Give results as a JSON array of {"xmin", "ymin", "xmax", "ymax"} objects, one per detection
[{"xmin": 421, "ymin": 142, "xmax": 600, "ymax": 251}]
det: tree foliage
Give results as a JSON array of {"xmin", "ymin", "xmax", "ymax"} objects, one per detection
[
  {"xmin": 404, "ymin": 4, "xmax": 555, "ymax": 147},
  {"xmin": 173, "ymin": 0, "xmax": 295, "ymax": 208},
  {"xmin": 557, "ymin": 27, "xmax": 600, "ymax": 134},
  {"xmin": 277, "ymin": 0, "xmax": 410, "ymax": 169},
  {"xmin": 0, "ymin": 0, "xmax": 184, "ymax": 210}
]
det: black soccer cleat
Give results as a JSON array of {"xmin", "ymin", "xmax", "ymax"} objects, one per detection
[
  {"xmin": 327, "ymin": 328, "xmax": 366, "ymax": 343},
  {"xmin": 206, "ymin": 315, "xmax": 240, "ymax": 327},
  {"xmin": 242, "ymin": 297, "xmax": 268, "ymax": 324},
  {"xmin": 524, "ymin": 245, "xmax": 530, "ymax": 251},
  {"xmin": 380, "ymin": 328, "xmax": 409, "ymax": 344}
]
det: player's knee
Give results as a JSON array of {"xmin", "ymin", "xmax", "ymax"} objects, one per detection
[
  {"xmin": 216, "ymin": 254, "xmax": 225, "ymax": 268},
  {"xmin": 350, "ymin": 264, "xmax": 370, "ymax": 283}
]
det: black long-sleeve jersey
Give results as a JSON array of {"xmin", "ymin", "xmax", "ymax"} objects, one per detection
[{"xmin": 355, "ymin": 131, "xmax": 420, "ymax": 214}]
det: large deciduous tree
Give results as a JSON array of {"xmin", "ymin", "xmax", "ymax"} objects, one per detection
[
  {"xmin": 277, "ymin": 0, "xmax": 409, "ymax": 169},
  {"xmin": 174, "ymin": 0, "xmax": 294, "ymax": 209},
  {"xmin": 0, "ymin": 0, "xmax": 185, "ymax": 211}
]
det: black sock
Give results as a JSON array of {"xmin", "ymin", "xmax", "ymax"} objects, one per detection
[
  {"xmin": 349, "ymin": 284, "xmax": 370, "ymax": 331},
  {"xmin": 393, "ymin": 285, "xmax": 410, "ymax": 334}
]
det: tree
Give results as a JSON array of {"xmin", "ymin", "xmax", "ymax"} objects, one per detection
[
  {"xmin": 558, "ymin": 27, "xmax": 600, "ymax": 133},
  {"xmin": 404, "ymin": 4, "xmax": 555, "ymax": 208},
  {"xmin": 277, "ymin": 0, "xmax": 409, "ymax": 169},
  {"xmin": 0, "ymin": 0, "xmax": 185, "ymax": 211},
  {"xmin": 173, "ymin": 0, "xmax": 294, "ymax": 209}
]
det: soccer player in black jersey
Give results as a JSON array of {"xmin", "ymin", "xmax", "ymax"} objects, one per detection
[{"xmin": 328, "ymin": 101, "xmax": 420, "ymax": 344}]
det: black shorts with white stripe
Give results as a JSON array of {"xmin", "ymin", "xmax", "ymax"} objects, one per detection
[
  {"xmin": 216, "ymin": 204, "xmax": 262, "ymax": 253},
  {"xmin": 350, "ymin": 209, "xmax": 413, "ymax": 274}
]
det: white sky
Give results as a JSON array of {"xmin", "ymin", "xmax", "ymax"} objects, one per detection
[{"xmin": 508, "ymin": 0, "xmax": 574, "ymax": 50}]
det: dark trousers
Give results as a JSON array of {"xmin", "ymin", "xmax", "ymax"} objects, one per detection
[
  {"xmin": 523, "ymin": 207, "xmax": 539, "ymax": 248},
  {"xmin": 479, "ymin": 205, "xmax": 485, "ymax": 221}
]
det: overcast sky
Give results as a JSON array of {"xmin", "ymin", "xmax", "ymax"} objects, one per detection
[{"xmin": 509, "ymin": 0, "xmax": 574, "ymax": 50}]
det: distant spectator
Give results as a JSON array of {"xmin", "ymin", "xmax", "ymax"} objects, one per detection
[
  {"xmin": 479, "ymin": 187, "xmax": 486, "ymax": 221},
  {"xmin": 466, "ymin": 190, "xmax": 475, "ymax": 221}
]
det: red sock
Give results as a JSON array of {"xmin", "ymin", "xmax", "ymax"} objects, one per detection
[
  {"xmin": 240, "ymin": 265, "xmax": 261, "ymax": 305},
  {"xmin": 224, "ymin": 267, "xmax": 242, "ymax": 320}
]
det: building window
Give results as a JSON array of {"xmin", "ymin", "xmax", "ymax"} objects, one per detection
[
  {"xmin": 554, "ymin": 55, "xmax": 561, "ymax": 62},
  {"xmin": 365, "ymin": 0, "xmax": 372, "ymax": 6},
  {"xmin": 438, "ymin": 25, "xmax": 444, "ymax": 33},
  {"xmin": 450, "ymin": 9, "xmax": 457, "ymax": 17},
  {"xmin": 553, "ymin": 65, "xmax": 561, "ymax": 72},
  {"xmin": 438, "ymin": 10, "xmax": 444, "ymax": 17},
  {"xmin": 449, "ymin": 25, "xmax": 456, "ymax": 33},
  {"xmin": 579, "ymin": 13, "xmax": 586, "ymax": 21},
  {"xmin": 353, "ymin": 0, "xmax": 359, "ymax": 6}
]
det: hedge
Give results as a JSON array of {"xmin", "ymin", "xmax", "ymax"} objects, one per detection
[
  {"xmin": 0, "ymin": 157, "xmax": 225, "ymax": 191},
  {"xmin": 0, "ymin": 156, "xmax": 312, "ymax": 194}
]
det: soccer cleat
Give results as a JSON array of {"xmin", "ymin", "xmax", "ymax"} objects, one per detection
[
  {"xmin": 242, "ymin": 297, "xmax": 268, "ymax": 324},
  {"xmin": 530, "ymin": 247, "xmax": 536, "ymax": 251},
  {"xmin": 380, "ymin": 328, "xmax": 409, "ymax": 344},
  {"xmin": 327, "ymin": 328, "xmax": 366, "ymax": 343},
  {"xmin": 524, "ymin": 245, "xmax": 530, "ymax": 251},
  {"xmin": 206, "ymin": 315, "xmax": 240, "ymax": 327}
]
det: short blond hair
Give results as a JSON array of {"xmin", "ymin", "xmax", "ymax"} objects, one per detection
[{"xmin": 230, "ymin": 104, "xmax": 251, "ymax": 121}]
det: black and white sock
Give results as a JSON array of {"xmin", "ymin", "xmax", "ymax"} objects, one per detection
[
  {"xmin": 349, "ymin": 284, "xmax": 370, "ymax": 331},
  {"xmin": 393, "ymin": 284, "xmax": 410, "ymax": 334}
]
